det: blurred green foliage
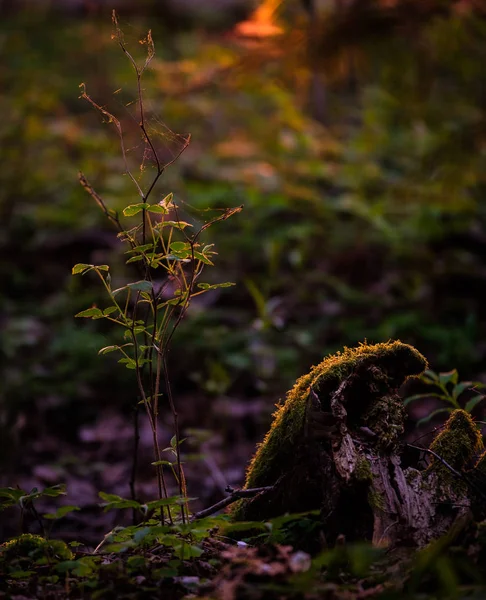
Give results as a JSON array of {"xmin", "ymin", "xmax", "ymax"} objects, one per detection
[{"xmin": 1, "ymin": 3, "xmax": 486, "ymax": 446}]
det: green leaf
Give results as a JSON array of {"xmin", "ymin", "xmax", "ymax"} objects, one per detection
[
  {"xmin": 197, "ymin": 282, "xmax": 235, "ymax": 290},
  {"xmin": 126, "ymin": 255, "xmax": 144, "ymax": 264},
  {"xmin": 170, "ymin": 241, "xmax": 191, "ymax": 252},
  {"xmin": 123, "ymin": 203, "xmax": 149, "ymax": 217},
  {"xmin": 72, "ymin": 263, "xmax": 93, "ymax": 275},
  {"xmin": 147, "ymin": 204, "xmax": 169, "ymax": 214},
  {"xmin": 173, "ymin": 543, "xmax": 203, "ymax": 560},
  {"xmin": 193, "ymin": 251, "xmax": 214, "ymax": 265},
  {"xmin": 155, "ymin": 220, "xmax": 192, "ymax": 229},
  {"xmin": 98, "ymin": 345, "xmax": 120, "ymax": 355},
  {"xmin": 99, "ymin": 492, "xmax": 142, "ymax": 512},
  {"xmin": 75, "ymin": 307, "xmax": 104, "ymax": 319},
  {"xmin": 128, "ymin": 244, "xmax": 154, "ymax": 254},
  {"xmin": 118, "ymin": 357, "xmax": 137, "ymax": 370},
  {"xmin": 43, "ymin": 505, "xmax": 80, "ymax": 520},
  {"xmin": 450, "ymin": 381, "xmax": 473, "ymax": 400},
  {"xmin": 42, "ymin": 484, "xmax": 67, "ymax": 497},
  {"xmin": 464, "ymin": 394, "xmax": 485, "ymax": 413},
  {"xmin": 416, "ymin": 408, "xmax": 453, "ymax": 427},
  {"xmin": 146, "ymin": 497, "xmax": 194, "ymax": 511},
  {"xmin": 103, "ymin": 306, "xmax": 118, "ymax": 316},
  {"xmin": 403, "ymin": 392, "xmax": 446, "ymax": 406},
  {"xmin": 439, "ymin": 370, "xmax": 458, "ymax": 387},
  {"xmin": 421, "ymin": 370, "xmax": 440, "ymax": 384},
  {"xmin": 0, "ymin": 487, "xmax": 25, "ymax": 508},
  {"xmin": 127, "ymin": 281, "xmax": 153, "ymax": 293},
  {"xmin": 160, "ymin": 192, "xmax": 174, "ymax": 206}
]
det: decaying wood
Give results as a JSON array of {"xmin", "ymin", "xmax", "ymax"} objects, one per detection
[{"xmin": 231, "ymin": 342, "xmax": 485, "ymax": 549}]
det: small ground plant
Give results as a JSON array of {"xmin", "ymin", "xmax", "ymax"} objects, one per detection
[
  {"xmin": 73, "ymin": 12, "xmax": 241, "ymax": 524},
  {"xmin": 405, "ymin": 368, "xmax": 485, "ymax": 426}
]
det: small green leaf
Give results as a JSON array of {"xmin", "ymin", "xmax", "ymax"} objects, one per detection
[
  {"xmin": 173, "ymin": 543, "xmax": 203, "ymax": 560},
  {"xmin": 126, "ymin": 255, "xmax": 144, "ymax": 264},
  {"xmin": 43, "ymin": 505, "xmax": 80, "ymax": 520},
  {"xmin": 98, "ymin": 345, "xmax": 119, "ymax": 355},
  {"xmin": 193, "ymin": 251, "xmax": 214, "ymax": 265},
  {"xmin": 439, "ymin": 370, "xmax": 458, "ymax": 387},
  {"xmin": 127, "ymin": 281, "xmax": 153, "ymax": 293},
  {"xmin": 404, "ymin": 392, "xmax": 445, "ymax": 406},
  {"xmin": 103, "ymin": 306, "xmax": 118, "ymax": 316},
  {"xmin": 197, "ymin": 282, "xmax": 235, "ymax": 290},
  {"xmin": 416, "ymin": 408, "xmax": 453, "ymax": 427},
  {"xmin": 99, "ymin": 492, "xmax": 142, "ymax": 512},
  {"xmin": 123, "ymin": 203, "xmax": 149, "ymax": 217},
  {"xmin": 170, "ymin": 241, "xmax": 191, "ymax": 252},
  {"xmin": 42, "ymin": 484, "xmax": 67, "ymax": 497},
  {"xmin": 160, "ymin": 192, "xmax": 174, "ymax": 206},
  {"xmin": 118, "ymin": 357, "xmax": 137, "ymax": 370},
  {"xmin": 72, "ymin": 263, "xmax": 93, "ymax": 275},
  {"xmin": 155, "ymin": 220, "xmax": 192, "ymax": 229},
  {"xmin": 464, "ymin": 394, "xmax": 485, "ymax": 413},
  {"xmin": 75, "ymin": 307, "xmax": 104, "ymax": 319},
  {"xmin": 421, "ymin": 370, "xmax": 440, "ymax": 384},
  {"xmin": 147, "ymin": 204, "xmax": 169, "ymax": 214},
  {"xmin": 128, "ymin": 244, "xmax": 154, "ymax": 254}
]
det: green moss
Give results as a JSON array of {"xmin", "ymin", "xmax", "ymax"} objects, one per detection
[
  {"xmin": 0, "ymin": 533, "xmax": 73, "ymax": 571},
  {"xmin": 364, "ymin": 394, "xmax": 406, "ymax": 451},
  {"xmin": 428, "ymin": 409, "xmax": 483, "ymax": 485},
  {"xmin": 368, "ymin": 488, "xmax": 386, "ymax": 511},
  {"xmin": 355, "ymin": 457, "xmax": 373, "ymax": 482},
  {"xmin": 241, "ymin": 340, "xmax": 427, "ymax": 495}
]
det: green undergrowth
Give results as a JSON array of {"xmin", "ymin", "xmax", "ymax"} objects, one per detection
[{"xmin": 1, "ymin": 500, "xmax": 486, "ymax": 600}]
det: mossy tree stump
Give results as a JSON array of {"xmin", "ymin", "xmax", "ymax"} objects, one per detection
[{"xmin": 233, "ymin": 341, "xmax": 486, "ymax": 548}]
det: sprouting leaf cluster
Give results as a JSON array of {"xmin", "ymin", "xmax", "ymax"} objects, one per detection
[{"xmin": 405, "ymin": 368, "xmax": 485, "ymax": 426}]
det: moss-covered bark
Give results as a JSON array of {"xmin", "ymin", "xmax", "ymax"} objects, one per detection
[{"xmin": 232, "ymin": 340, "xmax": 486, "ymax": 550}]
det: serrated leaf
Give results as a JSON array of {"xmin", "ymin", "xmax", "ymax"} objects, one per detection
[
  {"xmin": 123, "ymin": 203, "xmax": 149, "ymax": 217},
  {"xmin": 464, "ymin": 394, "xmax": 485, "ymax": 413},
  {"xmin": 75, "ymin": 307, "xmax": 104, "ymax": 319}
]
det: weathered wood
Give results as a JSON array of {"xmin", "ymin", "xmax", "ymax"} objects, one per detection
[{"xmin": 232, "ymin": 341, "xmax": 485, "ymax": 549}]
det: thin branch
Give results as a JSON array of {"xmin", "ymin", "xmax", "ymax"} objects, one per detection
[
  {"xmin": 191, "ymin": 486, "xmax": 274, "ymax": 521},
  {"xmin": 407, "ymin": 443, "xmax": 486, "ymax": 500}
]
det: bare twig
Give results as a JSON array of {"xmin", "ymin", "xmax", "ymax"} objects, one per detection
[
  {"xmin": 191, "ymin": 486, "xmax": 274, "ymax": 521},
  {"xmin": 407, "ymin": 443, "xmax": 486, "ymax": 500}
]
